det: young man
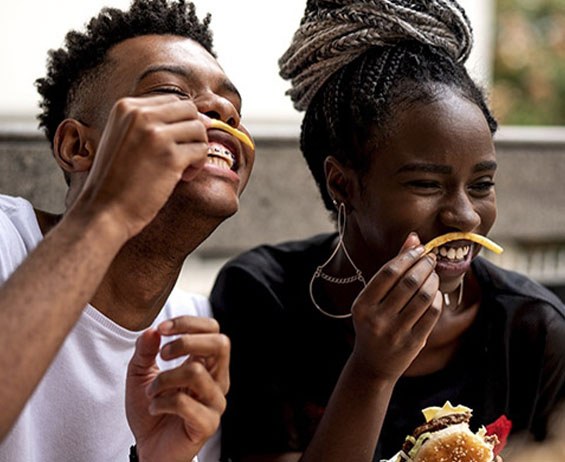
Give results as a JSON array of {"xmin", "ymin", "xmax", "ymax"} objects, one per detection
[{"xmin": 0, "ymin": 1, "xmax": 254, "ymax": 461}]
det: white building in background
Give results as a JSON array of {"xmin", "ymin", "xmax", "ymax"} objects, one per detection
[{"xmin": 0, "ymin": 0, "xmax": 495, "ymax": 131}]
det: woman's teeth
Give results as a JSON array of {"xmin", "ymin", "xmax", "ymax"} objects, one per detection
[
  {"xmin": 432, "ymin": 245, "xmax": 470, "ymax": 261},
  {"xmin": 207, "ymin": 143, "xmax": 235, "ymax": 170}
]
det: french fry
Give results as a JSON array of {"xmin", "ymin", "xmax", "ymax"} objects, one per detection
[
  {"xmin": 423, "ymin": 232, "xmax": 503, "ymax": 255},
  {"xmin": 210, "ymin": 119, "xmax": 254, "ymax": 150}
]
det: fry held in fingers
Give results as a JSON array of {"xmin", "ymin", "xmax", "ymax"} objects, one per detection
[
  {"xmin": 423, "ymin": 232, "xmax": 503, "ymax": 256},
  {"xmin": 209, "ymin": 119, "xmax": 254, "ymax": 150}
]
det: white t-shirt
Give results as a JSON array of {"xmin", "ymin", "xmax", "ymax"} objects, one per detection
[{"xmin": 0, "ymin": 195, "xmax": 220, "ymax": 462}]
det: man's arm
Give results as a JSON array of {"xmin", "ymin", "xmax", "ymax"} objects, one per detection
[{"xmin": 0, "ymin": 95, "xmax": 209, "ymax": 440}]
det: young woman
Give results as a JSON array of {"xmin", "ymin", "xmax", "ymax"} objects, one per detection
[{"xmin": 211, "ymin": 1, "xmax": 565, "ymax": 461}]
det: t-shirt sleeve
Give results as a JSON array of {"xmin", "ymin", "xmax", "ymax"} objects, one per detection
[{"xmin": 211, "ymin": 259, "xmax": 295, "ymax": 460}]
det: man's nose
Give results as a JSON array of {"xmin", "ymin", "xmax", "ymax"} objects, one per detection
[{"xmin": 197, "ymin": 93, "xmax": 240, "ymax": 127}]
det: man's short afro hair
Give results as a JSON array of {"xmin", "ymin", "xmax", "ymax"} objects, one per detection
[{"xmin": 35, "ymin": 0, "xmax": 215, "ymax": 146}]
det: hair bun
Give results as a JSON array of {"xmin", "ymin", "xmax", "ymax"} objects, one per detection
[{"xmin": 279, "ymin": 0, "xmax": 474, "ymax": 111}]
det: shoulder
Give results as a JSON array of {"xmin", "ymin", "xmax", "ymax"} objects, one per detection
[
  {"xmin": 214, "ymin": 232, "xmax": 336, "ymax": 284},
  {"xmin": 0, "ymin": 194, "xmax": 33, "ymax": 218},
  {"xmin": 474, "ymin": 257, "xmax": 565, "ymax": 326},
  {"xmin": 0, "ymin": 194, "xmax": 42, "ymax": 253},
  {"xmin": 210, "ymin": 233, "xmax": 336, "ymax": 317}
]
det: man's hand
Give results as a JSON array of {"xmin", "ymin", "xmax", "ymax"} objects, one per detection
[
  {"xmin": 126, "ymin": 316, "xmax": 230, "ymax": 462},
  {"xmin": 74, "ymin": 95, "xmax": 211, "ymax": 240}
]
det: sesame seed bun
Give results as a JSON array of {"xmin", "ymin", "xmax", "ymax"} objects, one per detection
[{"xmin": 411, "ymin": 423, "xmax": 495, "ymax": 462}]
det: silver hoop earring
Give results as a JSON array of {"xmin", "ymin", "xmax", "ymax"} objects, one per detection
[
  {"xmin": 443, "ymin": 278, "xmax": 464, "ymax": 309},
  {"xmin": 309, "ymin": 202, "xmax": 366, "ymax": 319}
]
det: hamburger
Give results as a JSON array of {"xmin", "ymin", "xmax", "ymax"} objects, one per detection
[{"xmin": 393, "ymin": 402, "xmax": 499, "ymax": 462}]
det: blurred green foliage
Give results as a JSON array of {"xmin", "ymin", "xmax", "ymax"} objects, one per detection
[{"xmin": 493, "ymin": 0, "xmax": 565, "ymax": 125}]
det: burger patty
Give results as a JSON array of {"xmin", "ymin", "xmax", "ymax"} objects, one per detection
[
  {"xmin": 414, "ymin": 413, "xmax": 472, "ymax": 438},
  {"xmin": 401, "ymin": 412, "xmax": 472, "ymax": 453}
]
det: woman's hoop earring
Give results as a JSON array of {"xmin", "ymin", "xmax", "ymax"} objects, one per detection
[{"xmin": 309, "ymin": 202, "xmax": 366, "ymax": 319}]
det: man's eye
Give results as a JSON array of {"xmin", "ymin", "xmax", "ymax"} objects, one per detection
[{"xmin": 153, "ymin": 87, "xmax": 191, "ymax": 99}]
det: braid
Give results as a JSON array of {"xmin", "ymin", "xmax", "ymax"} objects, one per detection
[
  {"xmin": 279, "ymin": 0, "xmax": 498, "ymax": 212},
  {"xmin": 280, "ymin": 0, "xmax": 473, "ymax": 111}
]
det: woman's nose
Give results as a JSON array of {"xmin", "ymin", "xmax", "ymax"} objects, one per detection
[
  {"xmin": 197, "ymin": 93, "xmax": 240, "ymax": 127},
  {"xmin": 439, "ymin": 190, "xmax": 481, "ymax": 231}
]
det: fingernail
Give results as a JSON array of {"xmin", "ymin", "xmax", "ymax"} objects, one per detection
[
  {"xmin": 160, "ymin": 344, "xmax": 171, "ymax": 359},
  {"xmin": 159, "ymin": 320, "xmax": 174, "ymax": 334},
  {"xmin": 413, "ymin": 244, "xmax": 425, "ymax": 255}
]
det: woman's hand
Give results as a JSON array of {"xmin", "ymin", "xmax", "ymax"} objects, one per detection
[{"xmin": 350, "ymin": 232, "xmax": 442, "ymax": 381}]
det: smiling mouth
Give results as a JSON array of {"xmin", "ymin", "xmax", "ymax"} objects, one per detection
[
  {"xmin": 431, "ymin": 244, "xmax": 471, "ymax": 263},
  {"xmin": 207, "ymin": 142, "xmax": 236, "ymax": 170}
]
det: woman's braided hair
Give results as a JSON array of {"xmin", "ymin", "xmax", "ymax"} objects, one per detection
[
  {"xmin": 279, "ymin": 0, "xmax": 498, "ymax": 212},
  {"xmin": 35, "ymin": 0, "xmax": 215, "ymax": 148}
]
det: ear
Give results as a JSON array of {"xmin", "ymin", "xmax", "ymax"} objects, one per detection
[
  {"xmin": 324, "ymin": 156, "xmax": 357, "ymax": 209},
  {"xmin": 53, "ymin": 119, "xmax": 96, "ymax": 174}
]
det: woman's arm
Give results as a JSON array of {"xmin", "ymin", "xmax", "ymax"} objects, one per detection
[{"xmin": 213, "ymin": 234, "xmax": 442, "ymax": 462}]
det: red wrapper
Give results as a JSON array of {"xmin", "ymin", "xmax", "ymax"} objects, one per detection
[{"xmin": 485, "ymin": 415, "xmax": 512, "ymax": 456}]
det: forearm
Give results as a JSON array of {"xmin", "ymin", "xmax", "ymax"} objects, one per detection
[
  {"xmin": 0, "ymin": 206, "xmax": 128, "ymax": 439},
  {"xmin": 300, "ymin": 357, "xmax": 396, "ymax": 462}
]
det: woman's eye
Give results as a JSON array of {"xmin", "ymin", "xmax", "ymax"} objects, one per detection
[
  {"xmin": 470, "ymin": 180, "xmax": 495, "ymax": 194},
  {"xmin": 407, "ymin": 180, "xmax": 441, "ymax": 190}
]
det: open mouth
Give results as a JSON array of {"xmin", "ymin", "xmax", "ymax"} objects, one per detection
[
  {"xmin": 207, "ymin": 142, "xmax": 237, "ymax": 170},
  {"xmin": 431, "ymin": 243, "xmax": 471, "ymax": 263}
]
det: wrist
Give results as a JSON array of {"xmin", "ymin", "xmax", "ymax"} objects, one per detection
[
  {"xmin": 62, "ymin": 200, "xmax": 131, "ymax": 249},
  {"xmin": 346, "ymin": 353, "xmax": 399, "ymax": 389}
]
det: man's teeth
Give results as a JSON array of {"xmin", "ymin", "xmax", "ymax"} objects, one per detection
[
  {"xmin": 432, "ymin": 245, "xmax": 470, "ymax": 261},
  {"xmin": 207, "ymin": 144, "xmax": 235, "ymax": 169}
]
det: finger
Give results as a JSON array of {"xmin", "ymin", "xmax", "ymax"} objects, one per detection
[
  {"xmin": 148, "ymin": 391, "xmax": 223, "ymax": 441},
  {"xmin": 158, "ymin": 316, "xmax": 220, "ymax": 336},
  {"xmin": 164, "ymin": 119, "xmax": 209, "ymax": 145},
  {"xmin": 381, "ymin": 254, "xmax": 437, "ymax": 315},
  {"xmin": 397, "ymin": 271, "xmax": 440, "ymax": 327},
  {"xmin": 128, "ymin": 329, "xmax": 161, "ymax": 374},
  {"xmin": 147, "ymin": 361, "xmax": 227, "ymax": 409},
  {"xmin": 411, "ymin": 289, "xmax": 443, "ymax": 341},
  {"xmin": 160, "ymin": 332, "xmax": 230, "ymax": 361},
  {"xmin": 357, "ymin": 250, "xmax": 433, "ymax": 318},
  {"xmin": 399, "ymin": 232, "xmax": 421, "ymax": 253},
  {"xmin": 160, "ymin": 333, "xmax": 230, "ymax": 393}
]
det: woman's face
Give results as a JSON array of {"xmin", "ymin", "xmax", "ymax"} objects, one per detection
[{"xmin": 347, "ymin": 87, "xmax": 497, "ymax": 293}]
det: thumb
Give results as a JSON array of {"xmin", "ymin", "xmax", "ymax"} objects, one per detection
[{"xmin": 128, "ymin": 328, "xmax": 161, "ymax": 373}]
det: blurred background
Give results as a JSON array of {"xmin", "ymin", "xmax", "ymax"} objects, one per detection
[{"xmin": 0, "ymin": 0, "xmax": 564, "ymax": 299}]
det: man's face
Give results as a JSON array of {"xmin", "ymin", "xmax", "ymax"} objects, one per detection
[{"xmin": 87, "ymin": 34, "xmax": 255, "ymax": 221}]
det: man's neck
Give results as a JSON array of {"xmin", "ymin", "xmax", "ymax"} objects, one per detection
[{"xmin": 90, "ymin": 214, "xmax": 220, "ymax": 331}]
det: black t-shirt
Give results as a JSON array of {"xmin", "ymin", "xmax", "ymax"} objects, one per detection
[{"xmin": 210, "ymin": 233, "xmax": 565, "ymax": 461}]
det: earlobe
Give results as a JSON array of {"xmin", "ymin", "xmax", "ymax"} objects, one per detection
[
  {"xmin": 324, "ymin": 156, "xmax": 355, "ymax": 208},
  {"xmin": 53, "ymin": 119, "xmax": 95, "ymax": 174}
]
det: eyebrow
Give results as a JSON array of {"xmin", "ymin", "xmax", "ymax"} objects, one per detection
[
  {"xmin": 396, "ymin": 163, "xmax": 452, "ymax": 174},
  {"xmin": 138, "ymin": 65, "xmax": 242, "ymax": 100},
  {"xmin": 473, "ymin": 160, "xmax": 497, "ymax": 173},
  {"xmin": 396, "ymin": 160, "xmax": 498, "ymax": 175}
]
